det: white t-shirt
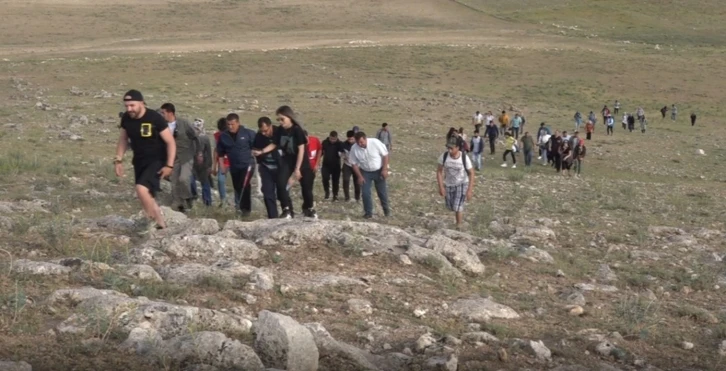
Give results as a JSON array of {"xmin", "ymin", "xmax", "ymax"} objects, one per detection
[
  {"xmin": 474, "ymin": 113, "xmax": 484, "ymax": 124},
  {"xmin": 349, "ymin": 138, "xmax": 389, "ymax": 172},
  {"xmin": 438, "ymin": 151, "xmax": 473, "ymax": 187},
  {"xmin": 486, "ymin": 114, "xmax": 495, "ymax": 124}
]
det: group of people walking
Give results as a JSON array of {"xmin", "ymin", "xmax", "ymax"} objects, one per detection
[{"xmin": 114, "ymin": 89, "xmax": 395, "ymax": 231}]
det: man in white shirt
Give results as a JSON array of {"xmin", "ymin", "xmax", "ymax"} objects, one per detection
[
  {"xmin": 349, "ymin": 131, "xmax": 390, "ymax": 219},
  {"xmin": 472, "ymin": 111, "xmax": 484, "ymax": 131},
  {"xmin": 437, "ymin": 137, "xmax": 475, "ymax": 227}
]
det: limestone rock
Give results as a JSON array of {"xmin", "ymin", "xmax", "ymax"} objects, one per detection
[
  {"xmin": 161, "ymin": 331, "xmax": 264, "ymax": 371},
  {"xmin": 425, "ymin": 234, "xmax": 485, "ymax": 275},
  {"xmin": 450, "ymin": 297, "xmax": 520, "ymax": 322},
  {"xmin": 0, "ymin": 361, "xmax": 32, "ymax": 371},
  {"xmin": 115, "ymin": 264, "xmax": 162, "ymax": 282},
  {"xmin": 158, "ymin": 261, "xmax": 257, "ymax": 286},
  {"xmin": 461, "ymin": 331, "xmax": 500, "ymax": 344},
  {"xmin": 347, "ymin": 299, "xmax": 374, "ymax": 315},
  {"xmin": 254, "ymin": 311, "xmax": 319, "ymax": 371},
  {"xmin": 424, "ymin": 354, "xmax": 458, "ymax": 371},
  {"xmin": 305, "ymin": 323, "xmax": 381, "ymax": 371},
  {"xmin": 154, "ymin": 235, "xmax": 266, "ymax": 262},
  {"xmin": 11, "ymin": 259, "xmax": 71, "ymax": 276},
  {"xmin": 518, "ymin": 246, "xmax": 554, "ymax": 263},
  {"xmin": 405, "ymin": 245, "xmax": 463, "ymax": 277},
  {"xmin": 524, "ymin": 340, "xmax": 552, "ymax": 362}
]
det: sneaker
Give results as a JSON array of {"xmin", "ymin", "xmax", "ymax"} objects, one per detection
[
  {"xmin": 344, "ymin": 197, "xmax": 350, "ymax": 202},
  {"xmin": 537, "ymin": 156, "xmax": 542, "ymax": 160},
  {"xmin": 324, "ymin": 194, "xmax": 330, "ymax": 200},
  {"xmin": 512, "ymin": 165, "xmax": 517, "ymax": 169},
  {"xmin": 500, "ymin": 163, "xmax": 508, "ymax": 168},
  {"xmin": 363, "ymin": 214, "xmax": 373, "ymax": 219},
  {"xmin": 304, "ymin": 208, "xmax": 318, "ymax": 219},
  {"xmin": 332, "ymin": 197, "xmax": 338, "ymax": 202},
  {"xmin": 280, "ymin": 209, "xmax": 293, "ymax": 219},
  {"xmin": 238, "ymin": 210, "xmax": 251, "ymax": 218}
]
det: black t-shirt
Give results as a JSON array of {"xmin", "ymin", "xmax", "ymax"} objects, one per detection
[
  {"xmin": 121, "ymin": 109, "xmax": 168, "ymax": 166},
  {"xmin": 274, "ymin": 124, "xmax": 309, "ymax": 166},
  {"xmin": 321, "ymin": 138, "xmax": 344, "ymax": 165},
  {"xmin": 253, "ymin": 126, "xmax": 280, "ymax": 167}
]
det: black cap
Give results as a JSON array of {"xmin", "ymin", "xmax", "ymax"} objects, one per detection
[{"xmin": 123, "ymin": 89, "xmax": 144, "ymax": 102}]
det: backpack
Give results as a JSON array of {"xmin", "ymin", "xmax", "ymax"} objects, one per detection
[{"xmin": 462, "ymin": 140, "xmax": 470, "ymax": 152}]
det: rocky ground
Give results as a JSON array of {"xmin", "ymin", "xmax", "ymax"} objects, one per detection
[{"xmin": 2, "ymin": 197, "xmax": 726, "ymax": 370}]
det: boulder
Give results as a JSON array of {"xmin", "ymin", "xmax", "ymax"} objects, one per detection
[
  {"xmin": 11, "ymin": 259, "xmax": 71, "ymax": 276},
  {"xmin": 0, "ymin": 361, "xmax": 32, "ymax": 371},
  {"xmin": 152, "ymin": 235, "xmax": 266, "ymax": 262},
  {"xmin": 160, "ymin": 331, "xmax": 264, "ymax": 371},
  {"xmin": 425, "ymin": 234, "xmax": 485, "ymax": 275},
  {"xmin": 114, "ymin": 264, "xmax": 163, "ymax": 282},
  {"xmin": 158, "ymin": 261, "xmax": 257, "ymax": 286},
  {"xmin": 254, "ymin": 311, "xmax": 319, "ymax": 371},
  {"xmin": 304, "ymin": 323, "xmax": 381, "ymax": 371},
  {"xmin": 405, "ymin": 245, "xmax": 463, "ymax": 277}
]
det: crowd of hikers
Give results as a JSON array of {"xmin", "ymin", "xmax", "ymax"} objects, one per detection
[{"xmin": 114, "ymin": 90, "xmax": 697, "ymax": 230}]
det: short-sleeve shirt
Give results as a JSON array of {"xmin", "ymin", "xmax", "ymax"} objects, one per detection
[
  {"xmin": 253, "ymin": 126, "xmax": 280, "ymax": 169},
  {"xmin": 120, "ymin": 109, "xmax": 168, "ymax": 166},
  {"xmin": 307, "ymin": 136, "xmax": 322, "ymax": 169},
  {"xmin": 274, "ymin": 124, "xmax": 310, "ymax": 168},
  {"xmin": 349, "ymin": 138, "xmax": 389, "ymax": 172},
  {"xmin": 438, "ymin": 152, "xmax": 473, "ymax": 187},
  {"xmin": 322, "ymin": 138, "xmax": 345, "ymax": 165}
]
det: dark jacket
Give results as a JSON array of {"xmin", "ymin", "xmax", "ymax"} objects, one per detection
[
  {"xmin": 216, "ymin": 127, "xmax": 257, "ymax": 170},
  {"xmin": 485, "ymin": 125, "xmax": 499, "ymax": 139},
  {"xmin": 174, "ymin": 118, "xmax": 200, "ymax": 164},
  {"xmin": 193, "ymin": 134, "xmax": 214, "ymax": 179}
]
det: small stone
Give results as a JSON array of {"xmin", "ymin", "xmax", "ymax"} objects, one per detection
[
  {"xmin": 556, "ymin": 269, "xmax": 566, "ymax": 277},
  {"xmin": 568, "ymin": 305, "xmax": 585, "ymax": 316},
  {"xmin": 398, "ymin": 254, "xmax": 413, "ymax": 265},
  {"xmin": 681, "ymin": 341, "xmax": 694, "ymax": 350},
  {"xmin": 415, "ymin": 333, "xmax": 437, "ymax": 353},
  {"xmin": 595, "ymin": 341, "xmax": 615, "ymax": 357},
  {"xmin": 681, "ymin": 286, "xmax": 693, "ymax": 295},
  {"xmin": 346, "ymin": 298, "xmax": 373, "ymax": 315},
  {"xmin": 719, "ymin": 340, "xmax": 726, "ymax": 356},
  {"xmin": 497, "ymin": 348, "xmax": 509, "ymax": 362},
  {"xmin": 383, "ymin": 343, "xmax": 392, "ymax": 350},
  {"xmin": 444, "ymin": 335, "xmax": 462, "ymax": 346},
  {"xmin": 413, "ymin": 308, "xmax": 427, "ymax": 318}
]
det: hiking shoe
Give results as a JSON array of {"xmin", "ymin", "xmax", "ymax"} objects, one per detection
[
  {"xmin": 500, "ymin": 163, "xmax": 508, "ymax": 168},
  {"xmin": 512, "ymin": 165, "xmax": 517, "ymax": 169},
  {"xmin": 324, "ymin": 194, "xmax": 330, "ymax": 200},
  {"xmin": 280, "ymin": 209, "xmax": 293, "ymax": 219},
  {"xmin": 363, "ymin": 214, "xmax": 373, "ymax": 219},
  {"xmin": 238, "ymin": 210, "xmax": 251, "ymax": 218},
  {"xmin": 332, "ymin": 197, "xmax": 338, "ymax": 202},
  {"xmin": 537, "ymin": 156, "xmax": 542, "ymax": 160}
]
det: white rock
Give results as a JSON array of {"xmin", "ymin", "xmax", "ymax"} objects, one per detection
[
  {"xmin": 525, "ymin": 340, "xmax": 552, "ymax": 362},
  {"xmin": 347, "ymin": 299, "xmax": 374, "ymax": 315},
  {"xmin": 254, "ymin": 311, "xmax": 319, "ymax": 371},
  {"xmin": 681, "ymin": 341, "xmax": 694, "ymax": 350},
  {"xmin": 413, "ymin": 308, "xmax": 427, "ymax": 318},
  {"xmin": 415, "ymin": 333, "xmax": 437, "ymax": 353},
  {"xmin": 0, "ymin": 361, "xmax": 33, "ymax": 371},
  {"xmin": 424, "ymin": 354, "xmax": 458, "ymax": 371},
  {"xmin": 449, "ymin": 297, "xmax": 520, "ymax": 321},
  {"xmin": 11, "ymin": 259, "xmax": 71, "ymax": 276}
]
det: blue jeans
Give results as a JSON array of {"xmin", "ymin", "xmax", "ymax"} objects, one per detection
[
  {"xmin": 540, "ymin": 148, "xmax": 548, "ymax": 164},
  {"xmin": 524, "ymin": 149, "xmax": 533, "ymax": 166},
  {"xmin": 361, "ymin": 169, "xmax": 389, "ymax": 217},
  {"xmin": 190, "ymin": 174, "xmax": 212, "ymax": 206},
  {"xmin": 217, "ymin": 172, "xmax": 227, "ymax": 203},
  {"xmin": 472, "ymin": 153, "xmax": 482, "ymax": 170}
]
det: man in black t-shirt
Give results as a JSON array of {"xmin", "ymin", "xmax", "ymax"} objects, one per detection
[
  {"xmin": 320, "ymin": 131, "xmax": 345, "ymax": 201},
  {"xmin": 252, "ymin": 117, "xmax": 285, "ymax": 219},
  {"xmin": 114, "ymin": 89, "xmax": 176, "ymax": 230}
]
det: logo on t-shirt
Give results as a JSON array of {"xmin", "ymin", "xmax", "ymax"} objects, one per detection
[{"xmin": 140, "ymin": 123, "xmax": 152, "ymax": 137}]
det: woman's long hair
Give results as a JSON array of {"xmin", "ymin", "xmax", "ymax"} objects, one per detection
[{"xmin": 275, "ymin": 105, "xmax": 303, "ymax": 128}]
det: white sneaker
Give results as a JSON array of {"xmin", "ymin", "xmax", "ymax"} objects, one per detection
[
  {"xmin": 537, "ymin": 156, "xmax": 542, "ymax": 160},
  {"xmin": 512, "ymin": 165, "xmax": 517, "ymax": 169},
  {"xmin": 500, "ymin": 163, "xmax": 508, "ymax": 168}
]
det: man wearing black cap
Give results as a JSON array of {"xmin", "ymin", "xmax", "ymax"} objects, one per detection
[{"xmin": 114, "ymin": 89, "xmax": 176, "ymax": 230}]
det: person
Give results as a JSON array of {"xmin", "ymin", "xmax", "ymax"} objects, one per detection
[
  {"xmin": 521, "ymin": 131, "xmax": 534, "ymax": 167},
  {"xmin": 485, "ymin": 111, "xmax": 495, "ymax": 127},
  {"xmin": 484, "ymin": 121, "xmax": 499, "ymax": 155},
  {"xmin": 376, "ymin": 123, "xmax": 393, "ymax": 153},
  {"xmin": 690, "ymin": 112, "xmax": 697, "ymax": 126},
  {"xmin": 498, "ymin": 110, "xmax": 510, "ymax": 133},
  {"xmin": 252, "ymin": 117, "xmax": 284, "ymax": 219},
  {"xmin": 549, "ymin": 131, "xmax": 563, "ymax": 172},
  {"xmin": 637, "ymin": 107, "xmax": 645, "ymax": 124},
  {"xmin": 472, "ymin": 111, "xmax": 484, "ymax": 131},
  {"xmin": 114, "ymin": 90, "xmax": 176, "ymax": 231},
  {"xmin": 560, "ymin": 142, "xmax": 573, "ymax": 177},
  {"xmin": 306, "ymin": 130, "xmax": 322, "ymax": 179},
  {"xmin": 627, "ymin": 114, "xmax": 636, "ymax": 132},
  {"xmin": 214, "ymin": 113, "xmax": 256, "ymax": 217},
  {"xmin": 437, "ymin": 137, "xmax": 475, "ymax": 228},
  {"xmin": 160, "ymin": 103, "xmax": 200, "ymax": 213},
  {"xmin": 601, "ymin": 105, "xmax": 610, "ymax": 125},
  {"xmin": 446, "ymin": 127, "xmax": 459, "ymax": 142},
  {"xmin": 254, "ymin": 106, "xmax": 316, "ymax": 218},
  {"xmin": 536, "ymin": 122, "xmax": 551, "ymax": 159},
  {"xmin": 573, "ymin": 139, "xmax": 586, "ymax": 178},
  {"xmin": 538, "ymin": 132, "xmax": 551, "ymax": 165},
  {"xmin": 349, "ymin": 131, "xmax": 390, "ymax": 219},
  {"xmin": 500, "ymin": 132, "xmax": 517, "ymax": 168},
  {"xmin": 213, "ymin": 118, "xmax": 230, "ymax": 207},
  {"xmin": 660, "ymin": 105, "xmax": 668, "ymax": 119},
  {"xmin": 510, "ymin": 113, "xmax": 523, "ymax": 139},
  {"xmin": 585, "ymin": 120, "xmax": 594, "ymax": 140},
  {"xmin": 588, "ymin": 111, "xmax": 597, "ymax": 125},
  {"xmin": 341, "ymin": 130, "xmax": 361, "ymax": 203},
  {"xmin": 568, "ymin": 131, "xmax": 580, "ymax": 151},
  {"xmin": 458, "ymin": 127, "xmax": 470, "ymax": 152},
  {"xmin": 321, "ymin": 131, "xmax": 345, "ymax": 201},
  {"xmin": 469, "ymin": 130, "xmax": 484, "ymax": 170},
  {"xmin": 671, "ymin": 104, "xmax": 678, "ymax": 121},
  {"xmin": 622, "ymin": 113, "xmax": 628, "ymax": 130},
  {"xmin": 614, "ymin": 100, "xmax": 621, "ymax": 115},
  {"xmin": 191, "ymin": 118, "xmax": 213, "ymax": 207},
  {"xmin": 574, "ymin": 111, "xmax": 582, "ymax": 131},
  {"xmin": 562, "ymin": 130, "xmax": 571, "ymax": 144},
  {"xmin": 606, "ymin": 115, "xmax": 614, "ymax": 135},
  {"xmin": 640, "ymin": 116, "xmax": 648, "ymax": 133}
]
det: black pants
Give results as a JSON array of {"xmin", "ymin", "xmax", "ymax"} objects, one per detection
[
  {"xmin": 614, "ymin": 108, "xmax": 619, "ymax": 115},
  {"xmin": 278, "ymin": 159, "xmax": 315, "ymax": 213},
  {"xmin": 259, "ymin": 164, "xmax": 285, "ymax": 218},
  {"xmin": 230, "ymin": 166, "xmax": 254, "ymax": 212},
  {"xmin": 512, "ymin": 127, "xmax": 520, "ymax": 139},
  {"xmin": 489, "ymin": 137, "xmax": 496, "ymax": 154},
  {"xmin": 321, "ymin": 163, "xmax": 341, "ymax": 199},
  {"xmin": 342, "ymin": 164, "xmax": 360, "ymax": 201},
  {"xmin": 606, "ymin": 126, "xmax": 613, "ymax": 135},
  {"xmin": 553, "ymin": 154, "xmax": 562, "ymax": 172},
  {"xmin": 586, "ymin": 132, "xmax": 592, "ymax": 140},
  {"xmin": 503, "ymin": 150, "xmax": 516, "ymax": 164},
  {"xmin": 691, "ymin": 117, "xmax": 696, "ymax": 126}
]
